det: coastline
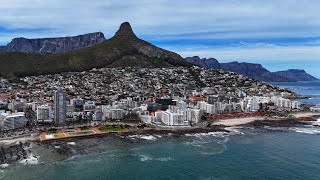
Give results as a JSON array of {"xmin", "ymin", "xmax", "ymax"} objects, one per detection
[{"xmin": 1, "ymin": 112, "xmax": 320, "ymax": 169}]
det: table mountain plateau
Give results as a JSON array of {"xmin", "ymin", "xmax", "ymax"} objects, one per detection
[{"xmin": 0, "ymin": 32, "xmax": 106, "ymax": 54}]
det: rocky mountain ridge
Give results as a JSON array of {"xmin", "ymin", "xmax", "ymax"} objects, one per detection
[{"xmin": 185, "ymin": 56, "xmax": 317, "ymax": 82}]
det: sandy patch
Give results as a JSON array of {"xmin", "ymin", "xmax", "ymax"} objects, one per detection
[
  {"xmin": 212, "ymin": 117, "xmax": 267, "ymax": 126},
  {"xmin": 290, "ymin": 112, "xmax": 320, "ymax": 118}
]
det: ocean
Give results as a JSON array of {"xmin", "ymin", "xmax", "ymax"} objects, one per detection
[{"xmin": 1, "ymin": 81, "xmax": 320, "ymax": 180}]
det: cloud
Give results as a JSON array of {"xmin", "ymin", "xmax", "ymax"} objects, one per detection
[
  {"xmin": 175, "ymin": 44, "xmax": 320, "ymax": 62},
  {"xmin": 1, "ymin": 0, "xmax": 320, "ymax": 40}
]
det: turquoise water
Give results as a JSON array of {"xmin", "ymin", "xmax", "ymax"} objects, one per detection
[
  {"xmin": 2, "ymin": 131, "xmax": 320, "ymax": 180},
  {"xmin": 1, "ymin": 81, "xmax": 320, "ymax": 180}
]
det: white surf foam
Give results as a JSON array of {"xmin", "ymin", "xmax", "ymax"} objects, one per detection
[
  {"xmin": 312, "ymin": 119, "xmax": 320, "ymax": 126},
  {"xmin": 139, "ymin": 135, "xmax": 157, "ymax": 140},
  {"xmin": 224, "ymin": 127, "xmax": 245, "ymax": 135},
  {"xmin": 138, "ymin": 154, "xmax": 173, "ymax": 162},
  {"xmin": 290, "ymin": 127, "xmax": 320, "ymax": 135},
  {"xmin": 0, "ymin": 164, "xmax": 9, "ymax": 169},
  {"xmin": 129, "ymin": 135, "xmax": 157, "ymax": 140},
  {"xmin": 67, "ymin": 142, "xmax": 76, "ymax": 145},
  {"xmin": 19, "ymin": 154, "xmax": 39, "ymax": 165},
  {"xmin": 185, "ymin": 131, "xmax": 228, "ymax": 138}
]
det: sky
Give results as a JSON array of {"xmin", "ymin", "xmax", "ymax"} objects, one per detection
[{"xmin": 0, "ymin": 0, "xmax": 319, "ymax": 78}]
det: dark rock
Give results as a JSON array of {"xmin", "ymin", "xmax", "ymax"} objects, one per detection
[
  {"xmin": 114, "ymin": 22, "xmax": 137, "ymax": 38},
  {"xmin": 273, "ymin": 69, "xmax": 319, "ymax": 81}
]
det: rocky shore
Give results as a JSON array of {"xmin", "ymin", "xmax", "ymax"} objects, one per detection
[
  {"xmin": 244, "ymin": 117, "xmax": 313, "ymax": 127},
  {"xmin": 0, "ymin": 142, "xmax": 31, "ymax": 166}
]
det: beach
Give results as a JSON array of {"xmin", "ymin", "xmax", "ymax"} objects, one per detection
[{"xmin": 212, "ymin": 116, "xmax": 268, "ymax": 126}]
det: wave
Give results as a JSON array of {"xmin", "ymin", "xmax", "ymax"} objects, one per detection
[
  {"xmin": 0, "ymin": 164, "xmax": 9, "ymax": 169},
  {"xmin": 185, "ymin": 131, "xmax": 228, "ymax": 138},
  {"xmin": 67, "ymin": 142, "xmax": 76, "ymax": 145},
  {"xmin": 290, "ymin": 127, "xmax": 320, "ymax": 135},
  {"xmin": 19, "ymin": 154, "xmax": 39, "ymax": 165},
  {"xmin": 129, "ymin": 135, "xmax": 157, "ymax": 140},
  {"xmin": 312, "ymin": 119, "xmax": 320, "ymax": 126},
  {"xmin": 224, "ymin": 127, "xmax": 245, "ymax": 135},
  {"xmin": 262, "ymin": 126, "xmax": 290, "ymax": 131},
  {"xmin": 183, "ymin": 131, "xmax": 230, "ymax": 156},
  {"xmin": 138, "ymin": 154, "xmax": 173, "ymax": 162}
]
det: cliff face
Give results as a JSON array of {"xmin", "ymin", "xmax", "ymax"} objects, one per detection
[
  {"xmin": 1, "ymin": 32, "xmax": 106, "ymax": 54},
  {"xmin": 0, "ymin": 22, "xmax": 191, "ymax": 80},
  {"xmin": 273, "ymin": 69, "xmax": 319, "ymax": 81},
  {"xmin": 185, "ymin": 56, "xmax": 220, "ymax": 69}
]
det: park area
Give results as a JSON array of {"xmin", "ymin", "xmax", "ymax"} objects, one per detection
[
  {"xmin": 40, "ymin": 125, "xmax": 128, "ymax": 141},
  {"xmin": 98, "ymin": 125, "xmax": 127, "ymax": 132}
]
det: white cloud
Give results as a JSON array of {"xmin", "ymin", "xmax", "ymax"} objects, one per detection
[
  {"xmin": 175, "ymin": 44, "xmax": 320, "ymax": 62},
  {"xmin": 0, "ymin": 0, "xmax": 320, "ymax": 39}
]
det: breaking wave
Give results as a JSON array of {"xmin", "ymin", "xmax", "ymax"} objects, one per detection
[
  {"xmin": 19, "ymin": 154, "xmax": 39, "ymax": 165},
  {"xmin": 138, "ymin": 154, "xmax": 173, "ymax": 162},
  {"xmin": 129, "ymin": 135, "xmax": 157, "ymax": 140},
  {"xmin": 67, "ymin": 142, "xmax": 76, "ymax": 145},
  {"xmin": 290, "ymin": 127, "xmax": 320, "ymax": 135}
]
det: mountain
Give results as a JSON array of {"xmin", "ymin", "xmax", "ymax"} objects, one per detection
[
  {"xmin": 0, "ymin": 22, "xmax": 191, "ymax": 80},
  {"xmin": 273, "ymin": 69, "xmax": 319, "ymax": 81},
  {"xmin": 185, "ymin": 56, "xmax": 220, "ymax": 69},
  {"xmin": 0, "ymin": 32, "xmax": 106, "ymax": 54},
  {"xmin": 220, "ymin": 61, "xmax": 293, "ymax": 82},
  {"xmin": 185, "ymin": 57, "xmax": 294, "ymax": 82}
]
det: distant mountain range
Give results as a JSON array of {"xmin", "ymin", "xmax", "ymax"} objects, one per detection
[
  {"xmin": 0, "ymin": 32, "xmax": 106, "ymax": 54},
  {"xmin": 186, "ymin": 56, "xmax": 318, "ymax": 82},
  {"xmin": 0, "ymin": 22, "xmax": 191, "ymax": 80}
]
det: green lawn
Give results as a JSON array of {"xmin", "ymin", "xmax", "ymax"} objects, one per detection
[
  {"xmin": 98, "ymin": 126, "xmax": 126, "ymax": 132},
  {"xmin": 53, "ymin": 133, "xmax": 66, "ymax": 138},
  {"xmin": 68, "ymin": 130, "xmax": 95, "ymax": 136}
]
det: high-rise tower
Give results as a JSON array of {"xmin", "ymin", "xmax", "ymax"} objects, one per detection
[{"xmin": 54, "ymin": 90, "xmax": 67, "ymax": 124}]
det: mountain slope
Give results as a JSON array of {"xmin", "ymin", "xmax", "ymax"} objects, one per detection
[
  {"xmin": 0, "ymin": 22, "xmax": 191, "ymax": 80},
  {"xmin": 273, "ymin": 69, "xmax": 319, "ymax": 81},
  {"xmin": 0, "ymin": 32, "xmax": 106, "ymax": 54}
]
